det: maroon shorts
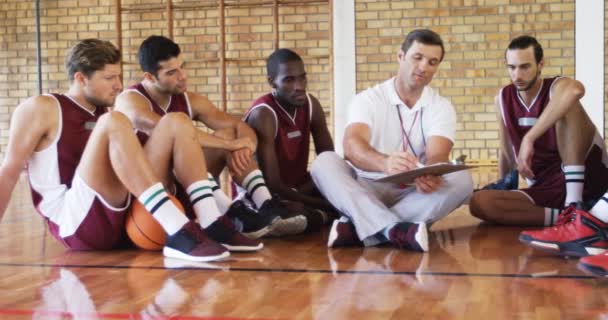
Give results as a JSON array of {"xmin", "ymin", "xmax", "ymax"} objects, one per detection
[
  {"xmin": 521, "ymin": 145, "xmax": 608, "ymax": 209},
  {"xmin": 47, "ymin": 197, "xmax": 131, "ymax": 251}
]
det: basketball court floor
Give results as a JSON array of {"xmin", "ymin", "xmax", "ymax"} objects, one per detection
[{"xmin": 1, "ymin": 168, "xmax": 608, "ymax": 319}]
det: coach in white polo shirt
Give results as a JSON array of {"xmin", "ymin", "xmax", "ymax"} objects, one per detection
[{"xmin": 311, "ymin": 29, "xmax": 473, "ymax": 252}]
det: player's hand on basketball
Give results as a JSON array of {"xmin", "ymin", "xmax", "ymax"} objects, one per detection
[
  {"xmin": 228, "ymin": 148, "xmax": 253, "ymax": 176},
  {"xmin": 414, "ymin": 175, "xmax": 443, "ymax": 193},
  {"xmin": 517, "ymin": 135, "xmax": 535, "ymax": 179},
  {"xmin": 384, "ymin": 152, "xmax": 418, "ymax": 175}
]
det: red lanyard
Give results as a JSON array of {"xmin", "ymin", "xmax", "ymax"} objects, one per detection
[{"xmin": 396, "ymin": 105, "xmax": 419, "ymax": 158}]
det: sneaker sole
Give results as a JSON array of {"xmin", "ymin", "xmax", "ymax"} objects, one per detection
[
  {"xmin": 415, "ymin": 223, "xmax": 429, "ymax": 252},
  {"xmin": 163, "ymin": 247, "xmax": 230, "ymax": 262},
  {"xmin": 222, "ymin": 242, "xmax": 264, "ymax": 252},
  {"xmin": 519, "ymin": 235, "xmax": 605, "ymax": 257},
  {"xmin": 163, "ymin": 258, "xmax": 228, "ymax": 270},
  {"xmin": 577, "ymin": 261, "xmax": 608, "ymax": 277},
  {"xmin": 242, "ymin": 225, "xmax": 272, "ymax": 239},
  {"xmin": 267, "ymin": 215, "xmax": 307, "ymax": 237}
]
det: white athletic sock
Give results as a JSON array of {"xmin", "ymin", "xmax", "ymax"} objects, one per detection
[
  {"xmin": 242, "ymin": 170, "xmax": 272, "ymax": 208},
  {"xmin": 544, "ymin": 207, "xmax": 561, "ymax": 226},
  {"xmin": 207, "ymin": 173, "xmax": 232, "ymax": 214},
  {"xmin": 563, "ymin": 165, "xmax": 585, "ymax": 205},
  {"xmin": 138, "ymin": 183, "xmax": 189, "ymax": 235},
  {"xmin": 590, "ymin": 193, "xmax": 608, "ymax": 223},
  {"xmin": 186, "ymin": 180, "xmax": 222, "ymax": 228}
]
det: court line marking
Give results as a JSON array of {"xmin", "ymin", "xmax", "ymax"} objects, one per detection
[
  {"xmin": 0, "ymin": 308, "xmax": 273, "ymax": 320},
  {"xmin": 0, "ymin": 262, "xmax": 595, "ymax": 279}
]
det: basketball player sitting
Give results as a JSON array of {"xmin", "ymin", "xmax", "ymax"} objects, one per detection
[
  {"xmin": 469, "ymin": 35, "xmax": 608, "ymax": 258},
  {"xmin": 115, "ymin": 35, "xmax": 304, "ymax": 239},
  {"xmin": 0, "ymin": 39, "xmax": 256, "ymax": 262},
  {"xmin": 240, "ymin": 48, "xmax": 338, "ymax": 236}
]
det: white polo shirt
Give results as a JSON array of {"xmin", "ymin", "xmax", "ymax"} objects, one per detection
[{"xmin": 347, "ymin": 77, "xmax": 457, "ymax": 179}]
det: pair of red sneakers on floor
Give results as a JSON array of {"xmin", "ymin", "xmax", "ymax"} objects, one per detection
[{"xmin": 519, "ymin": 203, "xmax": 608, "ymax": 277}]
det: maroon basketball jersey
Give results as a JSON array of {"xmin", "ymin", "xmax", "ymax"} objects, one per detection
[
  {"xmin": 27, "ymin": 94, "xmax": 129, "ymax": 250},
  {"xmin": 500, "ymin": 77, "xmax": 560, "ymax": 177},
  {"xmin": 244, "ymin": 93, "xmax": 312, "ymax": 188},
  {"xmin": 50, "ymin": 94, "xmax": 106, "ymax": 186},
  {"xmin": 128, "ymin": 83, "xmax": 192, "ymax": 145}
]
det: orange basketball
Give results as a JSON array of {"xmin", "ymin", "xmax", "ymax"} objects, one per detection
[{"xmin": 126, "ymin": 195, "xmax": 185, "ymax": 251}]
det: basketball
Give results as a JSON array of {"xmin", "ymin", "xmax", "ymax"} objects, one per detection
[{"xmin": 126, "ymin": 195, "xmax": 185, "ymax": 251}]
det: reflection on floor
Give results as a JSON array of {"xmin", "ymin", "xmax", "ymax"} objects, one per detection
[{"xmin": 0, "ymin": 169, "xmax": 607, "ymax": 319}]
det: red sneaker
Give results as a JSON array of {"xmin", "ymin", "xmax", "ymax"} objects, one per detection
[
  {"xmin": 327, "ymin": 218, "xmax": 363, "ymax": 247},
  {"xmin": 164, "ymin": 221, "xmax": 230, "ymax": 262},
  {"xmin": 206, "ymin": 215, "xmax": 264, "ymax": 252},
  {"xmin": 578, "ymin": 252, "xmax": 608, "ymax": 277},
  {"xmin": 519, "ymin": 207, "xmax": 608, "ymax": 257}
]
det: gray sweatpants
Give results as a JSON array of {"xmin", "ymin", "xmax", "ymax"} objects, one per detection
[{"xmin": 311, "ymin": 151, "xmax": 473, "ymax": 246}]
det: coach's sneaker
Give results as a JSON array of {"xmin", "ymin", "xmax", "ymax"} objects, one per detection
[
  {"xmin": 388, "ymin": 222, "xmax": 428, "ymax": 252},
  {"xmin": 259, "ymin": 196, "xmax": 308, "ymax": 236},
  {"xmin": 226, "ymin": 200, "xmax": 276, "ymax": 239},
  {"xmin": 206, "ymin": 215, "xmax": 263, "ymax": 252},
  {"xmin": 578, "ymin": 252, "xmax": 608, "ymax": 277},
  {"xmin": 477, "ymin": 169, "xmax": 519, "ymax": 191},
  {"xmin": 519, "ymin": 206, "xmax": 608, "ymax": 257},
  {"xmin": 327, "ymin": 217, "xmax": 363, "ymax": 247},
  {"xmin": 164, "ymin": 220, "xmax": 230, "ymax": 262}
]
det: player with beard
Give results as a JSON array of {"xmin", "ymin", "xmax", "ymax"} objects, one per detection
[
  {"xmin": 0, "ymin": 39, "xmax": 232, "ymax": 262},
  {"xmin": 470, "ymin": 35, "xmax": 608, "ymax": 248},
  {"xmin": 116, "ymin": 36, "xmax": 303, "ymax": 240},
  {"xmin": 241, "ymin": 49, "xmax": 337, "ymax": 236}
]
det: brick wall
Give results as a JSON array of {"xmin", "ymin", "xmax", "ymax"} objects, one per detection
[
  {"xmin": 355, "ymin": 0, "xmax": 576, "ymax": 162},
  {"xmin": 0, "ymin": 0, "xmax": 595, "ymax": 164},
  {"xmin": 0, "ymin": 0, "xmax": 331, "ymax": 156}
]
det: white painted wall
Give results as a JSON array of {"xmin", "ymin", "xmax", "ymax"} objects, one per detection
[
  {"xmin": 575, "ymin": 0, "xmax": 604, "ymax": 136},
  {"xmin": 332, "ymin": 0, "xmax": 356, "ymax": 156}
]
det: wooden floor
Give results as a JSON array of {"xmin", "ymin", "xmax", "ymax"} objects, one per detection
[{"xmin": 2, "ymin": 169, "xmax": 608, "ymax": 320}]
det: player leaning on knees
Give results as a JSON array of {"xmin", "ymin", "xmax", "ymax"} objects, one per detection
[
  {"xmin": 470, "ymin": 35, "xmax": 608, "ymax": 229},
  {"xmin": 0, "ymin": 39, "xmax": 247, "ymax": 262},
  {"xmin": 240, "ymin": 48, "xmax": 339, "ymax": 236},
  {"xmin": 470, "ymin": 36, "xmax": 608, "ymax": 278},
  {"xmin": 310, "ymin": 29, "xmax": 473, "ymax": 252},
  {"xmin": 115, "ymin": 35, "xmax": 305, "ymax": 240}
]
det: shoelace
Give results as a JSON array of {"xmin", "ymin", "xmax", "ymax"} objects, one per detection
[{"xmin": 555, "ymin": 206, "xmax": 577, "ymax": 227}]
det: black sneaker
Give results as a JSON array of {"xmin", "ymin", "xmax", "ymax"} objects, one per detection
[
  {"xmin": 477, "ymin": 169, "xmax": 519, "ymax": 191},
  {"xmin": 226, "ymin": 200, "xmax": 276, "ymax": 239},
  {"xmin": 259, "ymin": 197, "xmax": 308, "ymax": 236},
  {"xmin": 206, "ymin": 216, "xmax": 264, "ymax": 252},
  {"xmin": 163, "ymin": 221, "xmax": 230, "ymax": 262}
]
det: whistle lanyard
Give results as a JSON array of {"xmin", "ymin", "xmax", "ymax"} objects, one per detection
[{"xmin": 396, "ymin": 105, "xmax": 425, "ymax": 158}]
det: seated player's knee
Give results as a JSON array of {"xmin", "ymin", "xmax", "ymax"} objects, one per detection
[
  {"xmin": 469, "ymin": 192, "xmax": 492, "ymax": 221},
  {"xmin": 157, "ymin": 112, "xmax": 196, "ymax": 135},
  {"xmin": 97, "ymin": 111, "xmax": 132, "ymax": 132}
]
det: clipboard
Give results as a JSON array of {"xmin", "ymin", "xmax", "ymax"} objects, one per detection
[{"xmin": 374, "ymin": 163, "xmax": 476, "ymax": 184}]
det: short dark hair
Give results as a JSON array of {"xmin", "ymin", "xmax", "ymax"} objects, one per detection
[
  {"xmin": 506, "ymin": 35, "xmax": 544, "ymax": 63},
  {"xmin": 65, "ymin": 39, "xmax": 121, "ymax": 81},
  {"xmin": 138, "ymin": 35, "xmax": 181, "ymax": 76},
  {"xmin": 401, "ymin": 29, "xmax": 445, "ymax": 62},
  {"xmin": 266, "ymin": 48, "xmax": 303, "ymax": 79}
]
